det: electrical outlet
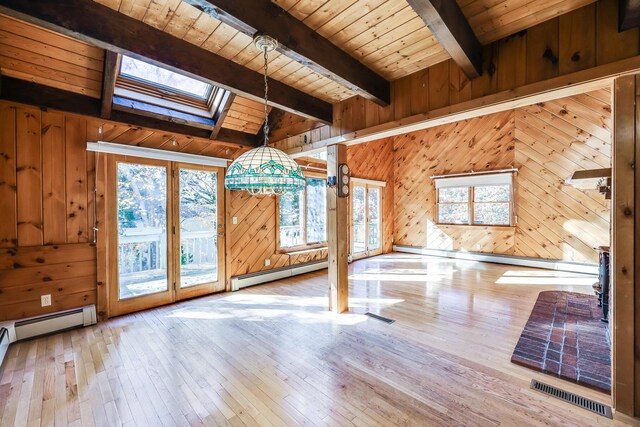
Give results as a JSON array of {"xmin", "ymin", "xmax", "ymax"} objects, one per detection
[
  {"xmin": 264, "ymin": 259, "xmax": 271, "ymax": 266},
  {"xmin": 41, "ymin": 294, "xmax": 52, "ymax": 307},
  {"xmin": 232, "ymin": 216, "xmax": 238, "ymax": 225}
]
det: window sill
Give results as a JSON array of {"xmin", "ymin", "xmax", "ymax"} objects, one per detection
[
  {"xmin": 278, "ymin": 244, "xmax": 328, "ymax": 255},
  {"xmin": 435, "ymin": 224, "xmax": 515, "ymax": 230}
]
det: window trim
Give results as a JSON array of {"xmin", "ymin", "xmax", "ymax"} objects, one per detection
[
  {"xmin": 434, "ymin": 172, "xmax": 516, "ymax": 227},
  {"xmin": 114, "ymin": 54, "xmax": 229, "ymax": 121},
  {"xmin": 276, "ymin": 171, "xmax": 328, "ymax": 252}
]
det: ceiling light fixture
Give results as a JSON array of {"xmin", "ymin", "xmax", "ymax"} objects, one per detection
[{"xmin": 224, "ymin": 34, "xmax": 305, "ymax": 196}]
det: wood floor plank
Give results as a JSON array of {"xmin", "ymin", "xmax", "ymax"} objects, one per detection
[{"xmin": 1, "ymin": 254, "xmax": 634, "ymax": 426}]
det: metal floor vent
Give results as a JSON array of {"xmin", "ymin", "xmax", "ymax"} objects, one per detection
[
  {"xmin": 364, "ymin": 313, "xmax": 395, "ymax": 324},
  {"xmin": 530, "ymin": 379, "xmax": 612, "ymax": 419}
]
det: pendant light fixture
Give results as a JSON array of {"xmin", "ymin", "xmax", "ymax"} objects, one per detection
[{"xmin": 224, "ymin": 35, "xmax": 305, "ymax": 196}]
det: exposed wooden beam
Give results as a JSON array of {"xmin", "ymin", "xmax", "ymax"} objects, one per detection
[
  {"xmin": 406, "ymin": 0, "xmax": 482, "ymax": 79},
  {"xmin": 183, "ymin": 0, "xmax": 390, "ymax": 106},
  {"xmin": 257, "ymin": 108, "xmax": 286, "ymax": 145},
  {"xmin": 620, "ymin": 0, "xmax": 640, "ymax": 31},
  {"xmin": 0, "ymin": 0, "xmax": 333, "ymax": 124},
  {"xmin": 0, "ymin": 76, "xmax": 259, "ymax": 147},
  {"xmin": 100, "ymin": 51, "xmax": 118, "ymax": 119},
  {"xmin": 210, "ymin": 91, "xmax": 235, "ymax": 140}
]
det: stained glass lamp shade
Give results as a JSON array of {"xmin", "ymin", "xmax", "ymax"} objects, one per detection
[
  {"xmin": 224, "ymin": 146, "xmax": 305, "ymax": 196},
  {"xmin": 224, "ymin": 34, "xmax": 305, "ymax": 196}
]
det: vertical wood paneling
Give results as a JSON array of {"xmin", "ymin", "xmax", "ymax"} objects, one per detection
[
  {"xmin": 65, "ymin": 116, "xmax": 88, "ymax": 243},
  {"xmin": 558, "ymin": 3, "xmax": 596, "ymax": 75},
  {"xmin": 16, "ymin": 106, "xmax": 43, "ymax": 247},
  {"xmin": 42, "ymin": 112, "xmax": 67, "ymax": 244},
  {"xmin": 0, "ymin": 104, "xmax": 17, "ymax": 247}
]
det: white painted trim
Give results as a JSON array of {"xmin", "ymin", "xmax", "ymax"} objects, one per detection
[
  {"xmin": 351, "ymin": 177, "xmax": 387, "ymax": 187},
  {"xmin": 434, "ymin": 171, "xmax": 513, "ymax": 188},
  {"xmin": 393, "ymin": 245, "xmax": 598, "ymax": 275},
  {"xmin": 231, "ymin": 260, "xmax": 328, "ymax": 291},
  {"xmin": 87, "ymin": 141, "xmax": 229, "ymax": 167}
]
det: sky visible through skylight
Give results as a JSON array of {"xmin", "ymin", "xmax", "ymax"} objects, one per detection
[{"xmin": 120, "ymin": 55, "xmax": 212, "ymax": 99}]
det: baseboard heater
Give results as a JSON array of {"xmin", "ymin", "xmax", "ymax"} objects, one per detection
[
  {"xmin": 0, "ymin": 305, "xmax": 97, "ymax": 368},
  {"xmin": 231, "ymin": 259, "xmax": 328, "ymax": 291},
  {"xmin": 394, "ymin": 245, "xmax": 598, "ymax": 275}
]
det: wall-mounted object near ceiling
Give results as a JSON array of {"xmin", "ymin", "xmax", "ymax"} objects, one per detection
[
  {"xmin": 565, "ymin": 168, "xmax": 612, "ymax": 199},
  {"xmin": 86, "ymin": 141, "xmax": 229, "ymax": 167}
]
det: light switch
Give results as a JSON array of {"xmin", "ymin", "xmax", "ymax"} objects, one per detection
[
  {"xmin": 232, "ymin": 216, "xmax": 238, "ymax": 224},
  {"xmin": 265, "ymin": 259, "xmax": 271, "ymax": 266},
  {"xmin": 41, "ymin": 294, "xmax": 52, "ymax": 307}
]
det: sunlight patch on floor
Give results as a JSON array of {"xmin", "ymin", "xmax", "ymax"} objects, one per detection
[{"xmin": 495, "ymin": 270, "xmax": 597, "ymax": 286}]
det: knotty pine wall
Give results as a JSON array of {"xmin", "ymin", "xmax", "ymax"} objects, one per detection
[
  {"xmin": 0, "ymin": 100, "xmax": 246, "ymax": 321},
  {"xmin": 273, "ymin": 0, "xmax": 634, "ymax": 152},
  {"xmin": 393, "ymin": 88, "xmax": 611, "ymax": 264}
]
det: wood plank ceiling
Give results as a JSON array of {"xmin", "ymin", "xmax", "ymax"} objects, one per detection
[{"xmin": 93, "ymin": 0, "xmax": 597, "ymax": 103}]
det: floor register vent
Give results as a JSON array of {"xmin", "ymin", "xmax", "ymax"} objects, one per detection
[
  {"xmin": 364, "ymin": 312, "xmax": 396, "ymax": 324},
  {"xmin": 530, "ymin": 379, "xmax": 612, "ymax": 418}
]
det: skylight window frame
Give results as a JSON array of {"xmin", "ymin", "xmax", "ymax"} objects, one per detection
[{"xmin": 113, "ymin": 54, "xmax": 230, "ymax": 123}]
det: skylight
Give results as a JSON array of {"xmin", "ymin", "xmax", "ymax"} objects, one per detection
[{"xmin": 119, "ymin": 55, "xmax": 212, "ymax": 99}]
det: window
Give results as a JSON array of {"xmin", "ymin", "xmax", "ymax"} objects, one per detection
[
  {"xmin": 120, "ymin": 56, "xmax": 213, "ymax": 99},
  {"xmin": 278, "ymin": 176, "xmax": 327, "ymax": 249},
  {"xmin": 114, "ymin": 55, "xmax": 229, "ymax": 120},
  {"xmin": 435, "ymin": 172, "xmax": 514, "ymax": 226}
]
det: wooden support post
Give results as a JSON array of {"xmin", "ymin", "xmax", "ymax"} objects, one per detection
[
  {"xmin": 327, "ymin": 144, "xmax": 348, "ymax": 313},
  {"xmin": 612, "ymin": 75, "xmax": 637, "ymax": 416}
]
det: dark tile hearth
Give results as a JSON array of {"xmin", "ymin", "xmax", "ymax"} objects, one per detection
[{"xmin": 511, "ymin": 291, "xmax": 611, "ymax": 393}]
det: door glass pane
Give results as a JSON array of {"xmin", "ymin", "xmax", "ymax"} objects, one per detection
[
  {"xmin": 368, "ymin": 187, "xmax": 381, "ymax": 251},
  {"xmin": 279, "ymin": 189, "xmax": 304, "ymax": 247},
  {"xmin": 306, "ymin": 177, "xmax": 327, "ymax": 243},
  {"xmin": 117, "ymin": 163, "xmax": 168, "ymax": 299},
  {"xmin": 352, "ymin": 186, "xmax": 366, "ymax": 254},
  {"xmin": 179, "ymin": 169, "xmax": 218, "ymax": 288}
]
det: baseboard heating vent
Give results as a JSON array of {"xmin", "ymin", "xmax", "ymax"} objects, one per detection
[
  {"xmin": 365, "ymin": 313, "xmax": 396, "ymax": 324},
  {"xmin": 231, "ymin": 259, "xmax": 328, "ymax": 291},
  {"xmin": 530, "ymin": 379, "xmax": 612, "ymax": 418},
  {"xmin": 14, "ymin": 305, "xmax": 97, "ymax": 342},
  {"xmin": 0, "ymin": 328, "xmax": 9, "ymax": 368}
]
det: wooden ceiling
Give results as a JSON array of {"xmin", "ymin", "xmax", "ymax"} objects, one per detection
[
  {"xmin": 0, "ymin": 0, "xmax": 600, "ymax": 145},
  {"xmin": 93, "ymin": 0, "xmax": 597, "ymax": 102}
]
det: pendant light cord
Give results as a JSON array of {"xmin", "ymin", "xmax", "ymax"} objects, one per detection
[{"xmin": 262, "ymin": 46, "xmax": 269, "ymax": 147}]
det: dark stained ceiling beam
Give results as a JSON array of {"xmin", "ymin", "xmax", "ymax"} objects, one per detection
[
  {"xmin": 620, "ymin": 0, "xmax": 640, "ymax": 31},
  {"xmin": 0, "ymin": 0, "xmax": 333, "ymax": 124},
  {"xmin": 406, "ymin": 0, "xmax": 482, "ymax": 79},
  {"xmin": 100, "ymin": 51, "xmax": 118, "ymax": 119},
  {"xmin": 0, "ymin": 76, "xmax": 260, "ymax": 147},
  {"xmin": 183, "ymin": 0, "xmax": 391, "ymax": 106}
]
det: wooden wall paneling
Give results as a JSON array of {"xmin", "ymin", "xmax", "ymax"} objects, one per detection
[
  {"xmin": 558, "ymin": 3, "xmax": 597, "ymax": 75},
  {"xmin": 41, "ymin": 111, "xmax": 67, "ymax": 244},
  {"xmin": 327, "ymin": 143, "xmax": 348, "ymax": 313},
  {"xmin": 428, "ymin": 61, "xmax": 450, "ymax": 111},
  {"xmin": 65, "ymin": 116, "xmax": 88, "ymax": 243},
  {"xmin": 16, "ymin": 106, "xmax": 43, "ymax": 247},
  {"xmin": 525, "ymin": 18, "xmax": 559, "ymax": 84},
  {"xmin": 0, "ymin": 103, "xmax": 17, "ymax": 247},
  {"xmin": 0, "ymin": 243, "xmax": 97, "ymax": 321},
  {"xmin": 612, "ymin": 75, "xmax": 635, "ymax": 416},
  {"xmin": 597, "ymin": 0, "xmax": 640, "ymax": 65},
  {"xmin": 392, "ymin": 89, "xmax": 611, "ymax": 263},
  {"xmin": 497, "ymin": 32, "xmax": 527, "ymax": 92}
]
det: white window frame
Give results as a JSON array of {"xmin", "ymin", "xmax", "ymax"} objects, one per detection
[
  {"xmin": 434, "ymin": 171, "xmax": 516, "ymax": 226},
  {"xmin": 277, "ymin": 172, "xmax": 328, "ymax": 251}
]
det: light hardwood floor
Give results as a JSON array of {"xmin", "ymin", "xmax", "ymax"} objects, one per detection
[{"xmin": 1, "ymin": 254, "xmax": 637, "ymax": 426}]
